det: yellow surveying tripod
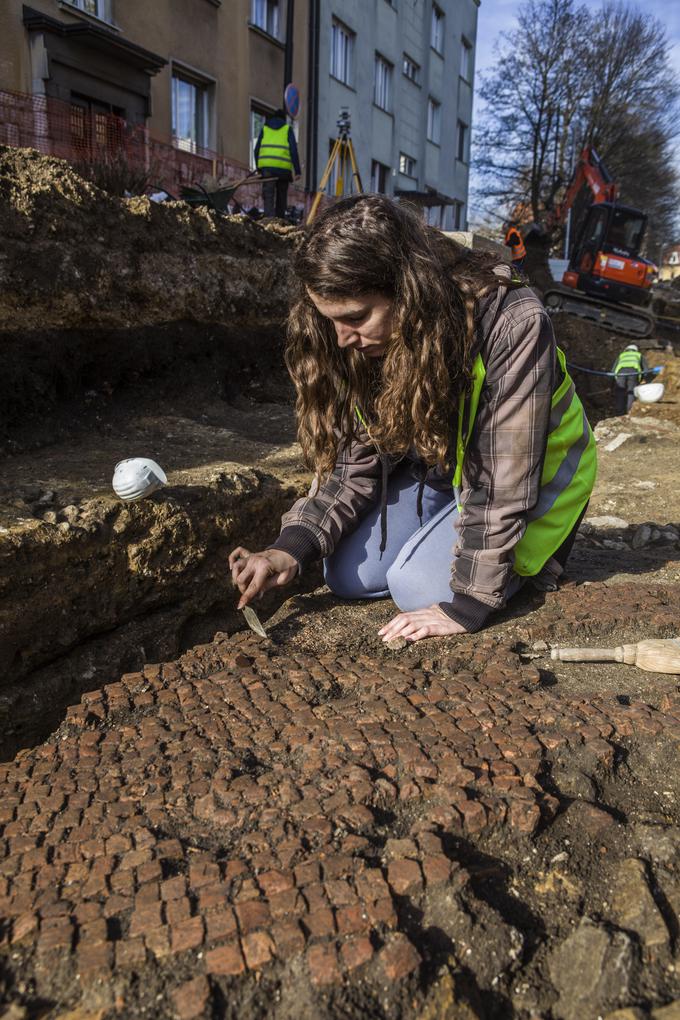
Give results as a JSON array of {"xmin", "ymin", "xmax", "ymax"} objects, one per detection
[{"xmin": 307, "ymin": 108, "xmax": 363, "ymax": 224}]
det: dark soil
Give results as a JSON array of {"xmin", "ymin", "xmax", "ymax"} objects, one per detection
[
  {"xmin": 0, "ymin": 321, "xmax": 293, "ymax": 455},
  {"xmin": 1, "ymin": 147, "xmax": 680, "ymax": 1020},
  {"xmin": 0, "ymin": 146, "xmax": 297, "ymax": 441}
]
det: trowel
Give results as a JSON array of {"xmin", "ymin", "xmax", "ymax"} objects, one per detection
[
  {"xmin": 232, "ymin": 551, "xmax": 268, "ymax": 638},
  {"xmin": 241, "ymin": 604, "xmax": 268, "ymax": 639}
]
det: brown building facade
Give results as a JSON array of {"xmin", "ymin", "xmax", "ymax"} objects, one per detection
[{"xmin": 0, "ymin": 1, "xmax": 309, "ymax": 182}]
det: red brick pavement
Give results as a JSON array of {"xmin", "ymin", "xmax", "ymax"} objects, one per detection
[{"xmin": 1, "ymin": 629, "xmax": 679, "ymax": 1014}]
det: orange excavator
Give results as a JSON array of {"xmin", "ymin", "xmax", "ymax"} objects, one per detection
[{"xmin": 541, "ymin": 147, "xmax": 656, "ymax": 338}]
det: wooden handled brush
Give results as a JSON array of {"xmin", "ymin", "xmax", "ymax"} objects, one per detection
[{"xmin": 551, "ymin": 638, "xmax": 680, "ymax": 674}]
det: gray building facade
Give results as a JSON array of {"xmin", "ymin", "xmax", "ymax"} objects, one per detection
[{"xmin": 310, "ymin": 0, "xmax": 479, "ymax": 229}]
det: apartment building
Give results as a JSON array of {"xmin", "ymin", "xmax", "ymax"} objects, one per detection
[
  {"xmin": 0, "ymin": 1, "xmax": 309, "ymax": 176},
  {"xmin": 0, "ymin": 1, "xmax": 477, "ymax": 219},
  {"xmin": 660, "ymin": 244, "xmax": 680, "ymax": 282},
  {"xmin": 310, "ymin": 0, "xmax": 479, "ymax": 229}
]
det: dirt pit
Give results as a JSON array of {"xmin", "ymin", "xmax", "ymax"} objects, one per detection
[
  {"xmin": 0, "ymin": 149, "xmax": 307, "ymax": 757},
  {"xmin": 0, "ymin": 337, "xmax": 679, "ymax": 1020},
  {"xmin": 2, "ymin": 150, "xmax": 680, "ymax": 1018}
]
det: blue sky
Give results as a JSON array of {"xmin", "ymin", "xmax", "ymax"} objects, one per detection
[
  {"xmin": 474, "ymin": 0, "xmax": 680, "ymax": 81},
  {"xmin": 470, "ymin": 0, "xmax": 680, "ymax": 223}
]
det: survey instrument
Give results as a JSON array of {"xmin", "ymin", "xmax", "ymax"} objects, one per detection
[
  {"xmin": 307, "ymin": 108, "xmax": 363, "ymax": 224},
  {"xmin": 551, "ymin": 638, "xmax": 680, "ymax": 674}
]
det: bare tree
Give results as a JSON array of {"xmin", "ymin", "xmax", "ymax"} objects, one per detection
[
  {"xmin": 472, "ymin": 0, "xmax": 680, "ymax": 253},
  {"xmin": 579, "ymin": 3, "xmax": 679, "ymax": 255}
]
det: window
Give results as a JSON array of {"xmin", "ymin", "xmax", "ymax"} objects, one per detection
[
  {"xmin": 65, "ymin": 0, "xmax": 112, "ymax": 21},
  {"xmin": 431, "ymin": 4, "xmax": 444, "ymax": 54},
  {"xmin": 425, "ymin": 204, "xmax": 443, "ymax": 228},
  {"xmin": 172, "ymin": 72, "xmax": 211, "ymax": 153},
  {"xmin": 70, "ymin": 94, "xmax": 123, "ymax": 155},
  {"xmin": 457, "ymin": 120, "xmax": 468, "ymax": 162},
  {"xmin": 250, "ymin": 105, "xmax": 271, "ymax": 169},
  {"xmin": 71, "ymin": 104, "xmax": 85, "ymax": 147},
  {"xmin": 403, "ymin": 54, "xmax": 420, "ymax": 83},
  {"xmin": 374, "ymin": 55, "xmax": 393, "ymax": 112},
  {"xmin": 460, "ymin": 37, "xmax": 473, "ymax": 81},
  {"xmin": 331, "ymin": 19, "xmax": 355, "ymax": 86},
  {"xmin": 370, "ymin": 160, "xmax": 390, "ymax": 194},
  {"xmin": 606, "ymin": 208, "xmax": 646, "ymax": 255},
  {"xmin": 399, "ymin": 152, "xmax": 416, "ymax": 177},
  {"xmin": 251, "ymin": 0, "xmax": 279, "ymax": 37},
  {"xmin": 583, "ymin": 207, "xmax": 608, "ymax": 250},
  {"xmin": 427, "ymin": 98, "xmax": 441, "ymax": 144},
  {"xmin": 454, "ymin": 201, "xmax": 465, "ymax": 230}
]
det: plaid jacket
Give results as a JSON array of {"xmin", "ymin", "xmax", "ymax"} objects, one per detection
[{"xmin": 270, "ymin": 275, "xmax": 564, "ymax": 631}]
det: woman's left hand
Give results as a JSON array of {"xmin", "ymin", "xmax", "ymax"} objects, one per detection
[{"xmin": 378, "ymin": 604, "xmax": 468, "ymax": 643}]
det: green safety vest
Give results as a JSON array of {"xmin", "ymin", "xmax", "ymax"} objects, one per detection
[
  {"xmin": 613, "ymin": 350, "xmax": 643, "ymax": 380},
  {"xmin": 355, "ymin": 347, "xmax": 596, "ymax": 578},
  {"xmin": 257, "ymin": 124, "xmax": 293, "ymax": 172},
  {"xmin": 453, "ymin": 346, "xmax": 597, "ymax": 576}
]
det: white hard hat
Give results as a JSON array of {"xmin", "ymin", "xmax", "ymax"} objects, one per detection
[
  {"xmin": 625, "ymin": 343, "xmax": 639, "ymax": 351},
  {"xmin": 112, "ymin": 458, "xmax": 167, "ymax": 501},
  {"xmin": 634, "ymin": 382, "xmax": 664, "ymax": 403}
]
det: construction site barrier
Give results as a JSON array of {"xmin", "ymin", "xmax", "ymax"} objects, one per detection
[{"xmin": 0, "ymin": 88, "xmax": 310, "ymax": 213}]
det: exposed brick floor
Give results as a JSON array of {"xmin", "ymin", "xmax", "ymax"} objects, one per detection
[{"xmin": 1, "ymin": 625, "xmax": 680, "ymax": 1015}]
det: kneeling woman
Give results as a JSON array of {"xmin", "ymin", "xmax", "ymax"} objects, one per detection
[{"xmin": 230, "ymin": 196, "xmax": 596, "ymax": 643}]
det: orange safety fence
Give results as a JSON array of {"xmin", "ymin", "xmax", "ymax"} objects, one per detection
[{"xmin": 0, "ymin": 88, "xmax": 310, "ymax": 212}]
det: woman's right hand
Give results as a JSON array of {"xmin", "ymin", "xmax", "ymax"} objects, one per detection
[{"xmin": 228, "ymin": 547, "xmax": 299, "ymax": 609}]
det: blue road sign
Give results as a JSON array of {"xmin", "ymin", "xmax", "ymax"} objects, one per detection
[{"xmin": 284, "ymin": 83, "xmax": 301, "ymax": 119}]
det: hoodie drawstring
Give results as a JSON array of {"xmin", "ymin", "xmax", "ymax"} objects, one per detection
[
  {"xmin": 415, "ymin": 463, "xmax": 427, "ymax": 528},
  {"xmin": 379, "ymin": 457, "xmax": 427, "ymax": 558},
  {"xmin": 379, "ymin": 455, "xmax": 389, "ymax": 557}
]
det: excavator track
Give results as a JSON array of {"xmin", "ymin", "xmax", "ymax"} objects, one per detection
[{"xmin": 543, "ymin": 285, "xmax": 654, "ymax": 339}]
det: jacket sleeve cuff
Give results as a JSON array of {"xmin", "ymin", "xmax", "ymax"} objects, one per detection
[
  {"xmin": 439, "ymin": 593, "xmax": 494, "ymax": 633},
  {"xmin": 268, "ymin": 526, "xmax": 321, "ymax": 573}
]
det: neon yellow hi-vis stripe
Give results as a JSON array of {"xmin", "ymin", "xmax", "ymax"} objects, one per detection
[
  {"xmin": 257, "ymin": 123, "xmax": 293, "ymax": 172},
  {"xmin": 354, "ymin": 344, "xmax": 596, "ymax": 579},
  {"xmin": 454, "ymin": 346, "xmax": 597, "ymax": 577},
  {"xmin": 614, "ymin": 351, "xmax": 643, "ymax": 376}
]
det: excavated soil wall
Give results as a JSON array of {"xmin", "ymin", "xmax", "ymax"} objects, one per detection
[
  {"xmin": 0, "ymin": 147, "xmax": 296, "ymax": 439},
  {"xmin": 0, "ymin": 148, "xmax": 310, "ymax": 752},
  {"xmin": 0, "ymin": 464, "xmax": 319, "ymax": 760}
]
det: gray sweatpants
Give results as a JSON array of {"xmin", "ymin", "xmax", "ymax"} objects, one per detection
[{"xmin": 324, "ymin": 463, "xmax": 463, "ymax": 610}]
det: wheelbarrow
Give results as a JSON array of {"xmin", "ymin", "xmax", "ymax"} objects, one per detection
[{"xmin": 179, "ymin": 172, "xmax": 276, "ymax": 216}]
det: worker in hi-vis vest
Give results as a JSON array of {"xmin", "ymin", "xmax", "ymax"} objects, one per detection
[
  {"xmin": 503, "ymin": 221, "xmax": 527, "ymax": 272},
  {"xmin": 611, "ymin": 343, "xmax": 648, "ymax": 415},
  {"xmin": 254, "ymin": 109, "xmax": 301, "ymax": 219}
]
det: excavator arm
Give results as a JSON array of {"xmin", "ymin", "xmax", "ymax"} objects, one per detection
[
  {"xmin": 553, "ymin": 147, "xmax": 618, "ymax": 226},
  {"xmin": 542, "ymin": 147, "xmax": 654, "ymax": 338}
]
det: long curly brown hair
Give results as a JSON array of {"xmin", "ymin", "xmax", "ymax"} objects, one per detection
[{"xmin": 287, "ymin": 195, "xmax": 510, "ymax": 478}]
